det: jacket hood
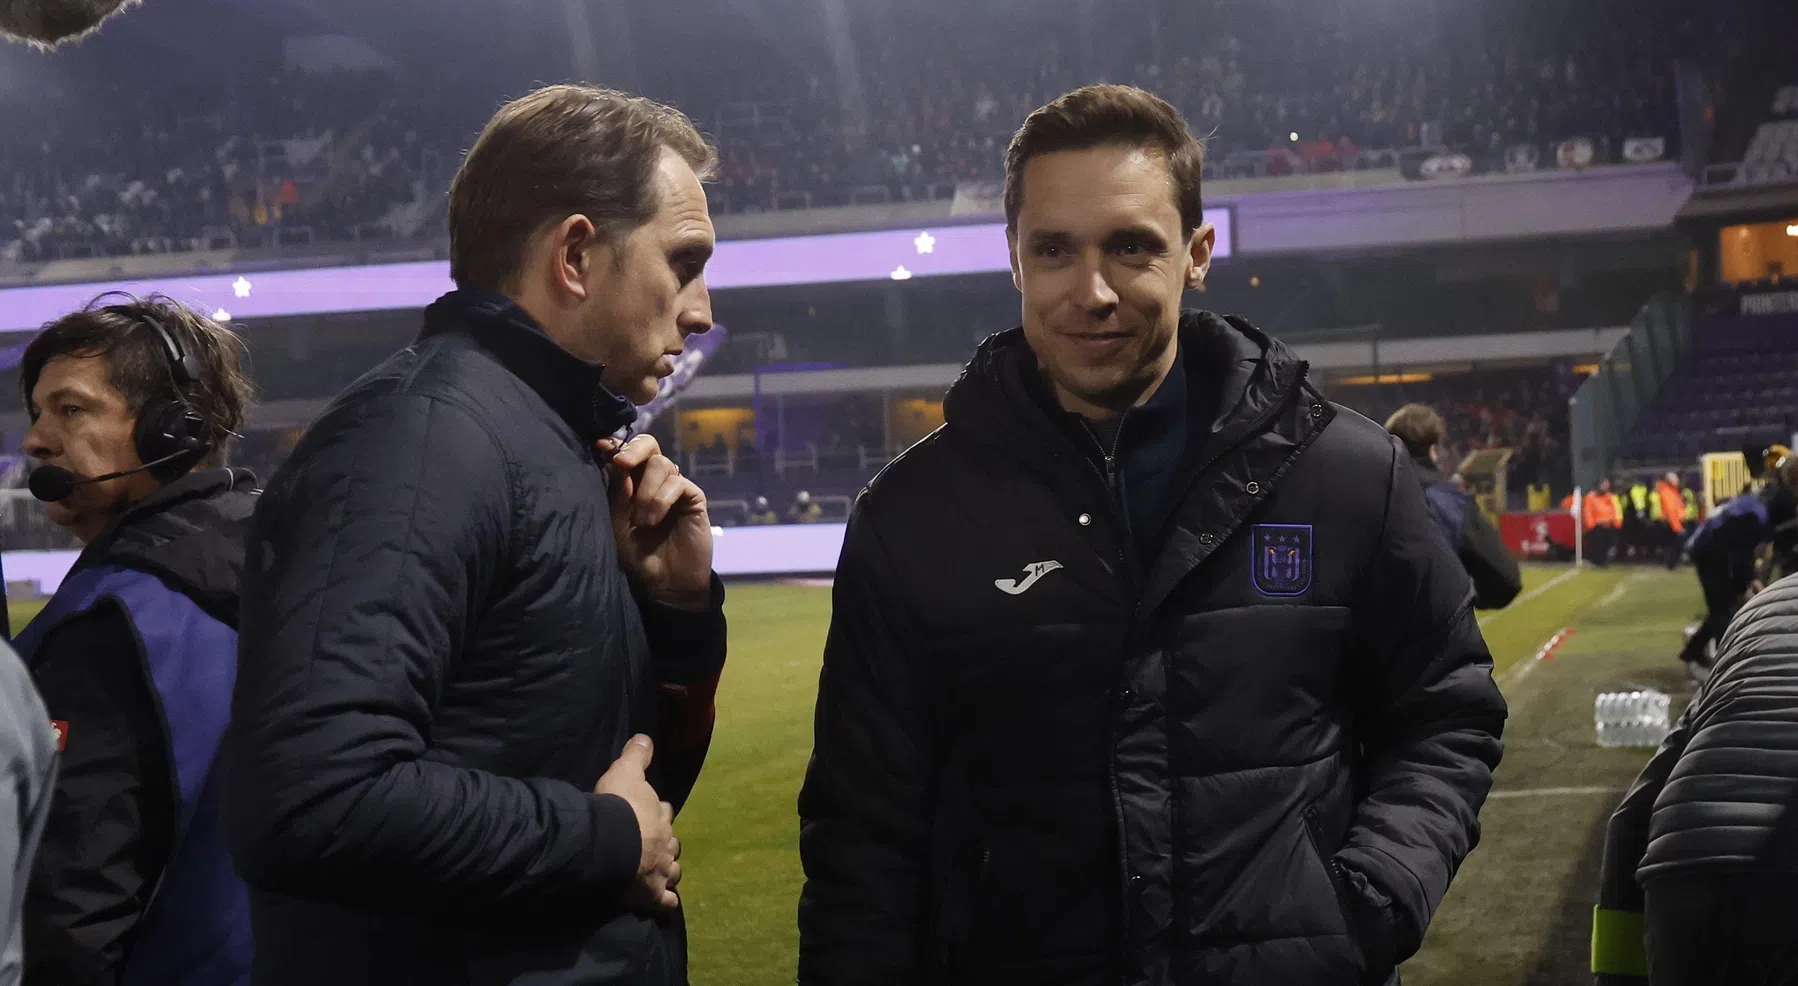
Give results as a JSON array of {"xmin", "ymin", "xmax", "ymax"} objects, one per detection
[
  {"xmin": 86, "ymin": 467, "xmax": 260, "ymax": 628},
  {"xmin": 942, "ymin": 310, "xmax": 1307, "ymax": 462}
]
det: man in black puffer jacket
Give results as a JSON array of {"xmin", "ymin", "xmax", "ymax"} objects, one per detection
[
  {"xmin": 223, "ymin": 86, "xmax": 728, "ymax": 986},
  {"xmin": 1593, "ymin": 573, "xmax": 1798, "ymax": 985},
  {"xmin": 799, "ymin": 85, "xmax": 1507, "ymax": 986}
]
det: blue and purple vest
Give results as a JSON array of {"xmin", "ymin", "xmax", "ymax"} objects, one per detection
[{"xmin": 15, "ymin": 563, "xmax": 251, "ymax": 986}]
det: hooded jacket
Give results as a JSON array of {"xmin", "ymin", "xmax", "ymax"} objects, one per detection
[{"xmin": 798, "ymin": 312, "xmax": 1506, "ymax": 986}]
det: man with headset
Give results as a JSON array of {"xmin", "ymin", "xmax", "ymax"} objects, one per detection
[{"xmin": 13, "ymin": 294, "xmax": 256, "ymax": 985}]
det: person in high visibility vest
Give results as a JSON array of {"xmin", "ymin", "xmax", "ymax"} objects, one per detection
[
  {"xmin": 1625, "ymin": 481, "xmax": 1651, "ymax": 563},
  {"xmin": 1656, "ymin": 472, "xmax": 1687, "ymax": 569},
  {"xmin": 1584, "ymin": 478, "xmax": 1624, "ymax": 567}
]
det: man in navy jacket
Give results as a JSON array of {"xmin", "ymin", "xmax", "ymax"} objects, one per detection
[{"xmin": 223, "ymin": 85, "xmax": 728, "ymax": 986}]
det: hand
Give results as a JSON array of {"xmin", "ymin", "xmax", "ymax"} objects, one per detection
[
  {"xmin": 600, "ymin": 436, "xmax": 713, "ymax": 610},
  {"xmin": 595, "ymin": 734, "xmax": 682, "ymax": 913}
]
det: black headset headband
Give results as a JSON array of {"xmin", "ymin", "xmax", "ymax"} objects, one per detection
[{"xmin": 102, "ymin": 303, "xmax": 199, "ymax": 392}]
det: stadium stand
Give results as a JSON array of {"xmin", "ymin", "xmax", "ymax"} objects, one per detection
[
  {"xmin": 0, "ymin": 0, "xmax": 1698, "ymax": 262},
  {"xmin": 1734, "ymin": 84, "xmax": 1798, "ymax": 186},
  {"xmin": 1326, "ymin": 366, "xmax": 1578, "ymax": 496},
  {"xmin": 1622, "ymin": 313, "xmax": 1798, "ymax": 466}
]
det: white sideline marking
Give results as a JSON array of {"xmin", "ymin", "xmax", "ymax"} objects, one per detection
[
  {"xmin": 1478, "ymin": 568, "xmax": 1581, "ymax": 627},
  {"xmin": 1487, "ymin": 786, "xmax": 1623, "ymax": 800},
  {"xmin": 1497, "ymin": 625, "xmax": 1574, "ymax": 690},
  {"xmin": 1593, "ymin": 574, "xmax": 1638, "ymax": 609}
]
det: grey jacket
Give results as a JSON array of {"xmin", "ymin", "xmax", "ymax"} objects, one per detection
[
  {"xmin": 1593, "ymin": 573, "xmax": 1798, "ymax": 981},
  {"xmin": 0, "ymin": 640, "xmax": 57, "ymax": 986}
]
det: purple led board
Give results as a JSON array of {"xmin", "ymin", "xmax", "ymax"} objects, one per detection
[
  {"xmin": 6, "ymin": 520, "xmax": 851, "ymax": 593},
  {"xmin": 0, "ymin": 208, "xmax": 1233, "ymax": 333}
]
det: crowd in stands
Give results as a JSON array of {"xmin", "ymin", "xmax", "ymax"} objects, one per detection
[
  {"xmin": 1, "ymin": 70, "xmax": 429, "ymax": 263},
  {"xmin": 2, "ymin": 0, "xmax": 1700, "ymax": 263},
  {"xmin": 1328, "ymin": 364, "xmax": 1580, "ymax": 498}
]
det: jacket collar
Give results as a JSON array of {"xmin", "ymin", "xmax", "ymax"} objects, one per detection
[
  {"xmin": 80, "ymin": 466, "xmax": 260, "ymax": 627},
  {"xmin": 419, "ymin": 289, "xmax": 638, "ymax": 443},
  {"xmin": 1412, "ymin": 456, "xmax": 1446, "ymax": 486},
  {"xmin": 944, "ymin": 310, "xmax": 1301, "ymax": 471}
]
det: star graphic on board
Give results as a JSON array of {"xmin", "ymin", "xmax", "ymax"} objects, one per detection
[
  {"xmin": 914, "ymin": 231, "xmax": 936, "ymax": 254},
  {"xmin": 212, "ymin": 309, "xmax": 231, "ymax": 322},
  {"xmin": 232, "ymin": 276, "xmax": 253, "ymax": 298},
  {"xmin": 890, "ymin": 265, "xmax": 914, "ymax": 281}
]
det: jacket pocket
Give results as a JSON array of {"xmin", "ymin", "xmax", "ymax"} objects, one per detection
[
  {"xmin": 1301, "ymin": 805, "xmax": 1356, "ymax": 935},
  {"xmin": 929, "ymin": 837, "xmax": 988, "ymax": 980},
  {"xmin": 1302, "ymin": 805, "xmax": 1401, "ymax": 984}
]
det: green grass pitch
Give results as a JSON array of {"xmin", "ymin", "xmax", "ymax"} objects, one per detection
[
  {"xmin": 681, "ymin": 565, "xmax": 1700, "ymax": 985},
  {"xmin": 8, "ymin": 562, "xmax": 1701, "ymax": 984}
]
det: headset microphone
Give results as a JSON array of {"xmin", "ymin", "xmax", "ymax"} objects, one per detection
[{"xmin": 29, "ymin": 449, "xmax": 193, "ymax": 503}]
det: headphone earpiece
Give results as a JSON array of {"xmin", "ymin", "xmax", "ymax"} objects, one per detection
[
  {"xmin": 102, "ymin": 304, "xmax": 212, "ymax": 478},
  {"xmin": 132, "ymin": 398, "xmax": 210, "ymax": 478}
]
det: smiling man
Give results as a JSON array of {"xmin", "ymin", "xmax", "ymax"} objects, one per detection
[
  {"xmin": 798, "ymin": 85, "xmax": 1507, "ymax": 986},
  {"xmin": 223, "ymin": 86, "xmax": 728, "ymax": 986}
]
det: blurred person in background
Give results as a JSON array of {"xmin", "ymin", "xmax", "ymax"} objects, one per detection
[
  {"xmin": 1677, "ymin": 457, "xmax": 1798, "ymax": 681},
  {"xmin": 1386, "ymin": 403, "xmax": 1522, "ymax": 609},
  {"xmin": 1593, "ymin": 572, "xmax": 1798, "ymax": 986},
  {"xmin": 222, "ymin": 85, "xmax": 728, "ymax": 986},
  {"xmin": 1654, "ymin": 472, "xmax": 1686, "ymax": 569},
  {"xmin": 1584, "ymin": 478, "xmax": 1623, "ymax": 568},
  {"xmin": 747, "ymin": 495, "xmax": 778, "ymax": 525},
  {"xmin": 799, "ymin": 84, "xmax": 1505, "ymax": 986},
  {"xmin": 1625, "ymin": 478, "xmax": 1651, "ymax": 563},
  {"xmin": 2, "ymin": 642, "xmax": 55, "ymax": 986},
  {"xmin": 788, "ymin": 490, "xmax": 823, "ymax": 524},
  {"xmin": 13, "ymin": 296, "xmax": 257, "ymax": 986}
]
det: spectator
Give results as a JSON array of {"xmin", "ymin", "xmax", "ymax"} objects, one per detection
[
  {"xmin": 747, "ymin": 496, "xmax": 779, "ymax": 525},
  {"xmin": 788, "ymin": 490, "xmax": 823, "ymax": 524}
]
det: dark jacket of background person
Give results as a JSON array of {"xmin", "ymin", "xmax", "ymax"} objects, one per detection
[
  {"xmin": 1593, "ymin": 574, "xmax": 1798, "ymax": 984},
  {"xmin": 221, "ymin": 291, "xmax": 726, "ymax": 986},
  {"xmin": 798, "ymin": 312, "xmax": 1507, "ymax": 986},
  {"xmin": 18, "ymin": 468, "xmax": 257, "ymax": 986},
  {"xmin": 1, "ymin": 640, "xmax": 56, "ymax": 986},
  {"xmin": 1412, "ymin": 457, "xmax": 1523, "ymax": 609}
]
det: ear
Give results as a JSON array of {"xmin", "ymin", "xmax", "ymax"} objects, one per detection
[
  {"xmin": 544, "ymin": 214, "xmax": 602, "ymax": 303},
  {"xmin": 1185, "ymin": 222, "xmax": 1216, "ymax": 290}
]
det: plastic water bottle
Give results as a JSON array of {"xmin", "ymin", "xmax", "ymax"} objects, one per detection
[{"xmin": 1595, "ymin": 690, "xmax": 1672, "ymax": 748}]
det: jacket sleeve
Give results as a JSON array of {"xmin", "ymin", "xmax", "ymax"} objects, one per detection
[
  {"xmin": 1458, "ymin": 500, "xmax": 1523, "ymax": 609},
  {"xmin": 223, "ymin": 394, "xmax": 643, "ymax": 915},
  {"xmin": 798, "ymin": 502, "xmax": 931, "ymax": 986},
  {"xmin": 23, "ymin": 607, "xmax": 174, "ymax": 986},
  {"xmin": 635, "ymin": 574, "xmax": 728, "ymax": 814},
  {"xmin": 2, "ymin": 641, "xmax": 56, "ymax": 983},
  {"xmin": 1339, "ymin": 438, "xmax": 1509, "ymax": 976},
  {"xmin": 1590, "ymin": 703, "xmax": 1695, "ymax": 984}
]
